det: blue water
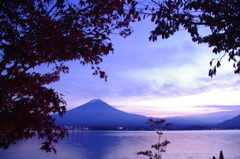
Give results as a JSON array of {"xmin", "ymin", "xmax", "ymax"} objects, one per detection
[{"xmin": 1, "ymin": 130, "xmax": 240, "ymax": 159}]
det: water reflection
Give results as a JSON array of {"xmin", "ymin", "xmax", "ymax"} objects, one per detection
[
  {"xmin": 61, "ymin": 131, "xmax": 150, "ymax": 159},
  {"xmin": 0, "ymin": 130, "xmax": 240, "ymax": 159}
]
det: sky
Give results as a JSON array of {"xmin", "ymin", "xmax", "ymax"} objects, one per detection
[{"xmin": 46, "ymin": 19, "xmax": 240, "ymax": 118}]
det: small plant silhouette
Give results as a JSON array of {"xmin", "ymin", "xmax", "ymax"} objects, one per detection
[{"xmin": 137, "ymin": 119, "xmax": 172, "ymax": 159}]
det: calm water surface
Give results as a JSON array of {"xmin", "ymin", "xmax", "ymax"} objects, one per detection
[{"xmin": 1, "ymin": 130, "xmax": 240, "ymax": 159}]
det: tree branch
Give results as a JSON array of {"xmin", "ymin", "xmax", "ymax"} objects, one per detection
[{"xmin": 0, "ymin": 1, "xmax": 59, "ymax": 72}]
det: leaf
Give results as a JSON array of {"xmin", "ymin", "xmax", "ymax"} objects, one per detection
[{"xmin": 216, "ymin": 61, "xmax": 221, "ymax": 68}]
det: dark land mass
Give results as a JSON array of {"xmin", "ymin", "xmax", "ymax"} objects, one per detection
[
  {"xmin": 53, "ymin": 99, "xmax": 149, "ymax": 127},
  {"xmin": 217, "ymin": 114, "xmax": 240, "ymax": 129},
  {"xmin": 53, "ymin": 99, "xmax": 240, "ymax": 130}
]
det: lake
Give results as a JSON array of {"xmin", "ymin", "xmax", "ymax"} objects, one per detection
[{"xmin": 1, "ymin": 130, "xmax": 240, "ymax": 159}]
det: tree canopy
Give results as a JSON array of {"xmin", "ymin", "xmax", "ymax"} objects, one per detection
[
  {"xmin": 141, "ymin": 0, "xmax": 240, "ymax": 77},
  {"xmin": 1, "ymin": 0, "xmax": 239, "ymax": 153},
  {"xmin": 0, "ymin": 0, "xmax": 139, "ymax": 153}
]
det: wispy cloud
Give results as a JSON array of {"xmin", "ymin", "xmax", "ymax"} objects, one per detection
[
  {"xmin": 196, "ymin": 105, "xmax": 240, "ymax": 111},
  {"xmin": 47, "ymin": 20, "xmax": 240, "ymax": 117}
]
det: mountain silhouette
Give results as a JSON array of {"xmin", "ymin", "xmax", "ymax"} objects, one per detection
[
  {"xmin": 53, "ymin": 99, "xmax": 238, "ymax": 129},
  {"xmin": 53, "ymin": 99, "xmax": 149, "ymax": 127},
  {"xmin": 217, "ymin": 114, "xmax": 240, "ymax": 128}
]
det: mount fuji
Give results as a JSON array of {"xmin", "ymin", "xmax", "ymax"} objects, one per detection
[{"xmin": 53, "ymin": 99, "xmax": 150, "ymax": 127}]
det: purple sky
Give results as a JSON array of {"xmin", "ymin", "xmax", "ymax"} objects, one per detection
[{"xmin": 45, "ymin": 19, "xmax": 240, "ymax": 118}]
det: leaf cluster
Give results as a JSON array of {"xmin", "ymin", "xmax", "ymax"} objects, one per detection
[
  {"xmin": 141, "ymin": 0, "xmax": 240, "ymax": 77},
  {"xmin": 0, "ymin": 0, "xmax": 140, "ymax": 152}
]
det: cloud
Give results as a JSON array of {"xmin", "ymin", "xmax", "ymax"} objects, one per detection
[
  {"xmin": 45, "ymin": 20, "xmax": 240, "ymax": 117},
  {"xmin": 196, "ymin": 105, "xmax": 240, "ymax": 111}
]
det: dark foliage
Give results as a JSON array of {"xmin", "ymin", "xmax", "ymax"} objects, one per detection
[
  {"xmin": 0, "ymin": 0, "xmax": 139, "ymax": 152},
  {"xmin": 137, "ymin": 119, "xmax": 172, "ymax": 159},
  {"xmin": 141, "ymin": 0, "xmax": 240, "ymax": 77}
]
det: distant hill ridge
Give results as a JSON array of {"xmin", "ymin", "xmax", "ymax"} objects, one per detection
[
  {"xmin": 53, "ymin": 99, "xmax": 240, "ymax": 128},
  {"xmin": 218, "ymin": 114, "xmax": 240, "ymax": 128}
]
